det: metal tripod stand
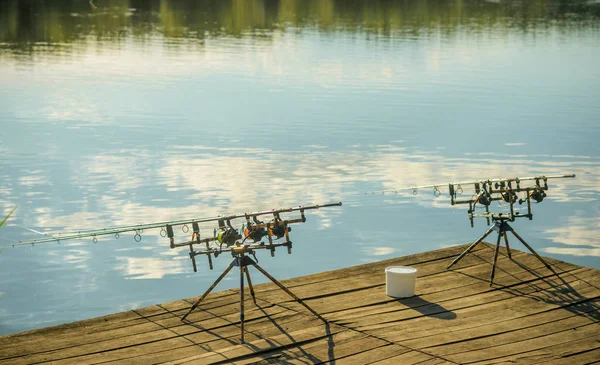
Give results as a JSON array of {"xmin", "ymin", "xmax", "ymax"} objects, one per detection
[
  {"xmin": 180, "ymin": 251, "xmax": 327, "ymax": 343},
  {"xmin": 447, "ymin": 217, "xmax": 557, "ymax": 286}
]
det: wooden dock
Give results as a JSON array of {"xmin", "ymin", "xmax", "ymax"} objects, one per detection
[{"xmin": 1, "ymin": 243, "xmax": 599, "ymax": 364}]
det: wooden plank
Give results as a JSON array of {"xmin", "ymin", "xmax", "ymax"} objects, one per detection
[
  {"xmin": 250, "ymin": 245, "xmax": 516, "ymax": 306},
  {"xmin": 231, "ymin": 331, "xmax": 401, "ymax": 365},
  {"xmin": 229, "ymin": 330, "xmax": 368, "ymax": 365},
  {"xmin": 426, "ymin": 313, "xmax": 597, "ymax": 357},
  {"xmin": 390, "ymin": 293, "xmax": 599, "ymax": 348},
  {"xmin": 443, "ymin": 322, "xmax": 600, "ymax": 363},
  {"xmin": 68, "ymin": 304, "xmax": 361, "ymax": 365},
  {"xmin": 366, "ymin": 349, "xmax": 441, "ymax": 364},
  {"xmin": 531, "ymin": 341, "xmax": 600, "ymax": 365},
  {"xmin": 356, "ymin": 267, "xmax": 597, "ymax": 343},
  {"xmin": 384, "ymin": 271, "xmax": 600, "ymax": 347},
  {"xmin": 244, "ymin": 244, "xmax": 491, "ymax": 298},
  {"xmin": 331, "ymin": 343, "xmax": 412, "ymax": 365},
  {"xmin": 266, "ymin": 250, "xmax": 557, "ymax": 319},
  {"xmin": 0, "ymin": 307, "xmax": 165, "ymax": 356},
  {"xmin": 0, "ymin": 294, "xmax": 282, "ymax": 361},
  {"xmin": 0, "ymin": 244, "xmax": 597, "ymax": 365},
  {"xmin": 182, "ymin": 313, "xmax": 330, "ymax": 348},
  {"xmin": 163, "ymin": 322, "xmax": 348, "ymax": 364},
  {"xmin": 349, "ymin": 265, "xmax": 592, "ymax": 332},
  {"xmin": 37, "ymin": 310, "xmax": 312, "ymax": 365},
  {"xmin": 93, "ymin": 314, "xmax": 334, "ymax": 365},
  {"xmin": 0, "ymin": 291, "xmax": 239, "ymax": 358},
  {"xmin": 5, "ymin": 336, "xmax": 194, "ymax": 365},
  {"xmin": 0, "ymin": 304, "xmax": 294, "ymax": 365},
  {"xmin": 362, "ymin": 277, "xmax": 596, "ymax": 340},
  {"xmin": 476, "ymin": 338, "xmax": 600, "ymax": 364},
  {"xmin": 329, "ymin": 254, "xmax": 578, "ymax": 325}
]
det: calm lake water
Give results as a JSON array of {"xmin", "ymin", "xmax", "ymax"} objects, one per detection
[{"xmin": 1, "ymin": 0, "xmax": 599, "ymax": 336}]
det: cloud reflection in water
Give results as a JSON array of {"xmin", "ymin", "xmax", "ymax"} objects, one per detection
[
  {"xmin": 14, "ymin": 146, "xmax": 599, "ymax": 252},
  {"xmin": 25, "ymin": 146, "xmax": 600, "ymax": 283},
  {"xmin": 116, "ymin": 256, "xmax": 187, "ymax": 280},
  {"xmin": 544, "ymin": 217, "xmax": 600, "ymax": 257}
]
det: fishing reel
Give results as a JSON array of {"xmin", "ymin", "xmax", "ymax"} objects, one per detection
[
  {"xmin": 477, "ymin": 193, "xmax": 493, "ymax": 206},
  {"xmin": 519, "ymin": 189, "xmax": 546, "ymax": 204},
  {"xmin": 501, "ymin": 191, "xmax": 518, "ymax": 204},
  {"xmin": 216, "ymin": 219, "xmax": 241, "ymax": 247},
  {"xmin": 269, "ymin": 223, "xmax": 290, "ymax": 239},
  {"xmin": 216, "ymin": 227, "xmax": 239, "ymax": 246},
  {"xmin": 531, "ymin": 190, "xmax": 547, "ymax": 203},
  {"xmin": 244, "ymin": 226, "xmax": 268, "ymax": 242},
  {"xmin": 243, "ymin": 215, "xmax": 292, "ymax": 242},
  {"xmin": 243, "ymin": 215, "xmax": 269, "ymax": 242},
  {"xmin": 267, "ymin": 212, "xmax": 292, "ymax": 240}
]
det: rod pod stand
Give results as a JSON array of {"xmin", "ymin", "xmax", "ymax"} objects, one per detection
[
  {"xmin": 180, "ymin": 248, "xmax": 327, "ymax": 343},
  {"xmin": 447, "ymin": 216, "xmax": 558, "ymax": 286}
]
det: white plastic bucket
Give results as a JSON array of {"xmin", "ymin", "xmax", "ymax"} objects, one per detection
[{"xmin": 385, "ymin": 266, "xmax": 417, "ymax": 298}]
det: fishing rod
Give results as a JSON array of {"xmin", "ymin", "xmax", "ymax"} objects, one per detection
[
  {"xmin": 167, "ymin": 202, "xmax": 342, "ymax": 272},
  {"xmin": 3, "ymin": 201, "xmax": 343, "ymax": 342},
  {"xmin": 168, "ymin": 202, "xmax": 342, "ymax": 343},
  {"xmin": 365, "ymin": 172, "xmax": 577, "ymax": 285},
  {"xmin": 366, "ymin": 174, "xmax": 576, "ymax": 196},
  {"xmin": 6, "ymin": 202, "xmax": 342, "ymax": 247},
  {"xmin": 366, "ymin": 173, "xmax": 575, "ymax": 226}
]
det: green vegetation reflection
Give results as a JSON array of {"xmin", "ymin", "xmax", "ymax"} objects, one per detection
[{"xmin": 1, "ymin": 0, "xmax": 599, "ymax": 53}]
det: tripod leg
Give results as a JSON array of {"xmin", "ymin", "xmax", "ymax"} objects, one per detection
[
  {"xmin": 510, "ymin": 230, "xmax": 557, "ymax": 275},
  {"xmin": 503, "ymin": 231, "xmax": 512, "ymax": 259},
  {"xmin": 447, "ymin": 225, "xmax": 495, "ymax": 269},
  {"xmin": 490, "ymin": 231, "xmax": 503, "ymax": 286},
  {"xmin": 240, "ymin": 264, "xmax": 245, "ymax": 343},
  {"xmin": 251, "ymin": 262, "xmax": 327, "ymax": 323},
  {"xmin": 244, "ymin": 266, "xmax": 257, "ymax": 305},
  {"xmin": 181, "ymin": 262, "xmax": 235, "ymax": 321}
]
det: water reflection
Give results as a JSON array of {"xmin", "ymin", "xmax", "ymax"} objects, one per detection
[
  {"xmin": 544, "ymin": 217, "xmax": 600, "ymax": 257},
  {"xmin": 1, "ymin": 0, "xmax": 599, "ymax": 56},
  {"xmin": 116, "ymin": 256, "xmax": 187, "ymax": 279},
  {"xmin": 6, "ymin": 146, "xmax": 599, "ymax": 244}
]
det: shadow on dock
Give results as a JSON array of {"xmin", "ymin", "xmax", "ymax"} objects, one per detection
[
  {"xmin": 158, "ymin": 303, "xmax": 239, "ymax": 351},
  {"xmin": 396, "ymin": 296, "xmax": 457, "ymax": 320},
  {"xmin": 451, "ymin": 249, "xmax": 599, "ymax": 322},
  {"xmin": 501, "ymin": 259, "xmax": 600, "ymax": 322},
  {"xmin": 246, "ymin": 305, "xmax": 334, "ymax": 364}
]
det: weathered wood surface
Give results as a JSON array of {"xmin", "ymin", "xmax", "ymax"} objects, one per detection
[{"xmin": 1, "ymin": 243, "xmax": 598, "ymax": 364}]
